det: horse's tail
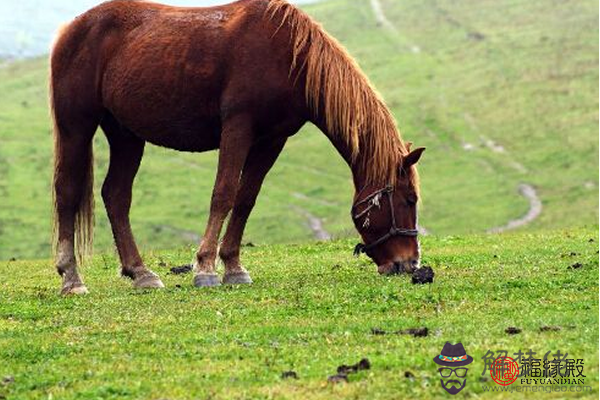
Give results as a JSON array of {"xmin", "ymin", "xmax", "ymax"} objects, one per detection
[
  {"xmin": 50, "ymin": 133, "xmax": 95, "ymax": 267},
  {"xmin": 50, "ymin": 23, "xmax": 95, "ymax": 266}
]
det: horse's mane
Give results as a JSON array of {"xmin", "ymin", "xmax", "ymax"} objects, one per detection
[{"xmin": 266, "ymin": 0, "xmax": 416, "ymax": 187}]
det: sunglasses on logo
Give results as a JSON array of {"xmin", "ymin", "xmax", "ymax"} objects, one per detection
[{"xmin": 438, "ymin": 368, "xmax": 468, "ymax": 378}]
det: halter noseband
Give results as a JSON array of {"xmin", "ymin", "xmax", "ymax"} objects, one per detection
[{"xmin": 351, "ymin": 185, "xmax": 419, "ymax": 256}]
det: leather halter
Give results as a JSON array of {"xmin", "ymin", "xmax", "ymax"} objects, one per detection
[{"xmin": 351, "ymin": 185, "xmax": 418, "ymax": 256}]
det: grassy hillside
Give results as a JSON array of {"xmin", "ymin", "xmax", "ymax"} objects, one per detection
[
  {"xmin": 0, "ymin": 0, "xmax": 597, "ymax": 260},
  {"xmin": 0, "ymin": 229, "xmax": 597, "ymax": 399}
]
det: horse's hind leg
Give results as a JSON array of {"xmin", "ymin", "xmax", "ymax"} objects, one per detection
[
  {"xmin": 219, "ymin": 139, "xmax": 287, "ymax": 284},
  {"xmin": 53, "ymin": 119, "xmax": 97, "ymax": 295},
  {"xmin": 100, "ymin": 117, "xmax": 164, "ymax": 289}
]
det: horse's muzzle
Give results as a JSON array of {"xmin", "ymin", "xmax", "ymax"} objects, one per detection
[{"xmin": 378, "ymin": 259, "xmax": 419, "ymax": 275}]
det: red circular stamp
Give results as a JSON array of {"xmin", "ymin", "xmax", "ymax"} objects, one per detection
[{"xmin": 490, "ymin": 357, "xmax": 519, "ymax": 386}]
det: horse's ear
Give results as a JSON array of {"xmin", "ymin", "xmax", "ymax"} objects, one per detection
[{"xmin": 403, "ymin": 147, "xmax": 425, "ymax": 168}]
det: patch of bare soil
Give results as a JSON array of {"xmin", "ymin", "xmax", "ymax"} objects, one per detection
[
  {"xmin": 292, "ymin": 206, "xmax": 331, "ymax": 241},
  {"xmin": 487, "ymin": 184, "xmax": 542, "ymax": 233},
  {"xmin": 370, "ymin": 0, "xmax": 397, "ymax": 32}
]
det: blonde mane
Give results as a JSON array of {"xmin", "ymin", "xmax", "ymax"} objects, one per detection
[{"xmin": 266, "ymin": 0, "xmax": 413, "ymax": 186}]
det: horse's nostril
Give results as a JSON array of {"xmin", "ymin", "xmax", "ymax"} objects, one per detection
[{"xmin": 411, "ymin": 259, "xmax": 419, "ymax": 268}]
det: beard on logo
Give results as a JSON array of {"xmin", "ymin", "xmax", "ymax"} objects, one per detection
[{"xmin": 440, "ymin": 379, "xmax": 467, "ymax": 395}]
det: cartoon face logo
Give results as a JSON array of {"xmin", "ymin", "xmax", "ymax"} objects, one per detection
[{"xmin": 433, "ymin": 342, "xmax": 473, "ymax": 395}]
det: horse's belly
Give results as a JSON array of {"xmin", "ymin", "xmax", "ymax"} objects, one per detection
[
  {"xmin": 102, "ymin": 36, "xmax": 225, "ymax": 151},
  {"xmin": 142, "ymin": 119, "xmax": 222, "ymax": 152},
  {"xmin": 105, "ymin": 89, "xmax": 222, "ymax": 152},
  {"xmin": 120, "ymin": 110, "xmax": 222, "ymax": 152}
]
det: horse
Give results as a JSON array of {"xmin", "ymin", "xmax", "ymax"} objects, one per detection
[{"xmin": 50, "ymin": 0, "xmax": 425, "ymax": 295}]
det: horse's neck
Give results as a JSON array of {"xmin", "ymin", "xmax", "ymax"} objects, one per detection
[{"xmin": 311, "ymin": 116, "xmax": 371, "ymax": 191}]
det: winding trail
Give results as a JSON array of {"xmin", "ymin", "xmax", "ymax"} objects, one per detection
[
  {"xmin": 369, "ymin": 2, "xmax": 542, "ymax": 233},
  {"xmin": 464, "ymin": 115, "xmax": 541, "ymax": 231},
  {"xmin": 292, "ymin": 206, "xmax": 332, "ymax": 241},
  {"xmin": 487, "ymin": 184, "xmax": 542, "ymax": 233},
  {"xmin": 370, "ymin": 0, "xmax": 397, "ymax": 32},
  {"xmin": 370, "ymin": 0, "xmax": 421, "ymax": 53}
]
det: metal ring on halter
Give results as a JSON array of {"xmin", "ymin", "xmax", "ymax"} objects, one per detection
[{"xmin": 351, "ymin": 185, "xmax": 419, "ymax": 257}]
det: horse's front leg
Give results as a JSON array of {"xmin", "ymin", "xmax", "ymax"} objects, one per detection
[
  {"xmin": 219, "ymin": 139, "xmax": 287, "ymax": 284},
  {"xmin": 193, "ymin": 115, "xmax": 253, "ymax": 287}
]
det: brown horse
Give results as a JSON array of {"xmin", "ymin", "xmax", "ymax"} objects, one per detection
[{"xmin": 50, "ymin": 0, "xmax": 425, "ymax": 295}]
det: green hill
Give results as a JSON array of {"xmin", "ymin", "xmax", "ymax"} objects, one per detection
[{"xmin": 0, "ymin": 0, "xmax": 597, "ymax": 260}]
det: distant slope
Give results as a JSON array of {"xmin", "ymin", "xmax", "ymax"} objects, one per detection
[{"xmin": 0, "ymin": 0, "xmax": 597, "ymax": 260}]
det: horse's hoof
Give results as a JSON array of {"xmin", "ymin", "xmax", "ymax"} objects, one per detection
[
  {"xmin": 223, "ymin": 271, "xmax": 253, "ymax": 285},
  {"xmin": 61, "ymin": 284, "xmax": 89, "ymax": 296},
  {"xmin": 193, "ymin": 273, "xmax": 221, "ymax": 288},
  {"xmin": 133, "ymin": 271, "xmax": 165, "ymax": 289}
]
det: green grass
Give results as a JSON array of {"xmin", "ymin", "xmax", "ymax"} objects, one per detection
[
  {"xmin": 0, "ymin": 0, "xmax": 597, "ymax": 260},
  {"xmin": 0, "ymin": 2, "xmax": 597, "ymax": 398},
  {"xmin": 0, "ymin": 229, "xmax": 597, "ymax": 399}
]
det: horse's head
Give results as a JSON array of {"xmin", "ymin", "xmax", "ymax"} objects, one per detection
[{"xmin": 352, "ymin": 147, "xmax": 425, "ymax": 275}]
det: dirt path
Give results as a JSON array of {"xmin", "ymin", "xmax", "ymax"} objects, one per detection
[
  {"xmin": 370, "ymin": 0, "xmax": 397, "ymax": 32},
  {"xmin": 462, "ymin": 112, "xmax": 541, "ymax": 231},
  {"xmin": 292, "ymin": 206, "xmax": 332, "ymax": 241},
  {"xmin": 370, "ymin": 0, "xmax": 422, "ymax": 53},
  {"xmin": 368, "ymin": 1, "xmax": 541, "ymax": 234},
  {"xmin": 487, "ymin": 184, "xmax": 542, "ymax": 233}
]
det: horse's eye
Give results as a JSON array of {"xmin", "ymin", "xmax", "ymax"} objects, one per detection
[{"xmin": 407, "ymin": 195, "xmax": 418, "ymax": 206}]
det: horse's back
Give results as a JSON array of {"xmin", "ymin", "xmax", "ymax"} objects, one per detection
[{"xmin": 51, "ymin": 0, "xmax": 305, "ymax": 150}]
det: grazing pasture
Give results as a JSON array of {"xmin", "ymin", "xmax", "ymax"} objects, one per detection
[
  {"xmin": 0, "ymin": 0, "xmax": 598, "ymax": 260},
  {"xmin": 0, "ymin": 229, "xmax": 597, "ymax": 399},
  {"xmin": 0, "ymin": 0, "xmax": 597, "ymax": 397}
]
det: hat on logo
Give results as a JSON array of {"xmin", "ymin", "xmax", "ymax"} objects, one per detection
[{"xmin": 433, "ymin": 342, "xmax": 474, "ymax": 367}]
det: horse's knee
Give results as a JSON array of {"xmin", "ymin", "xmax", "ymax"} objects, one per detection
[
  {"xmin": 211, "ymin": 198, "xmax": 234, "ymax": 216},
  {"xmin": 101, "ymin": 181, "xmax": 126, "ymax": 215},
  {"xmin": 234, "ymin": 197, "xmax": 256, "ymax": 218},
  {"xmin": 211, "ymin": 182, "xmax": 240, "ymax": 211}
]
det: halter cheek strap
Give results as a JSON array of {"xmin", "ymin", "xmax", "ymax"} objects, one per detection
[{"xmin": 352, "ymin": 185, "xmax": 418, "ymax": 256}]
